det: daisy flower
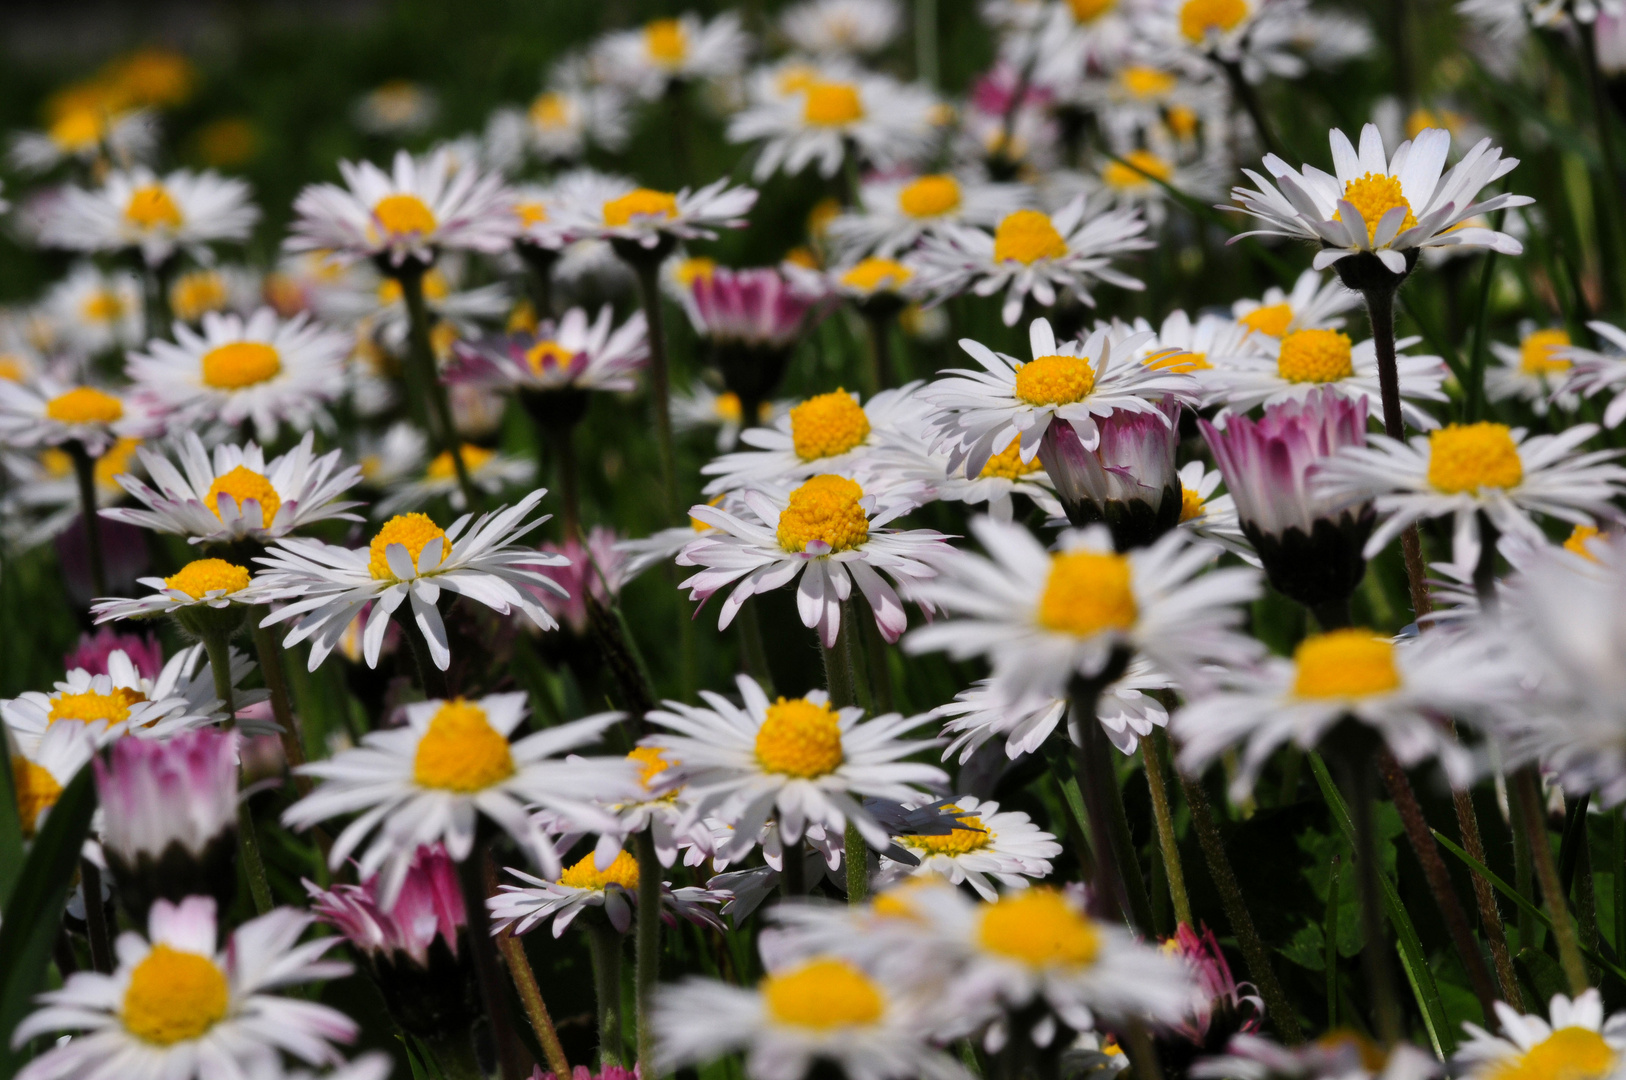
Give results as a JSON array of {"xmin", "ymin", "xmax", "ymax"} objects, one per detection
[
  {"xmin": 0, "ymin": 377, "xmax": 152, "ymax": 457},
  {"xmin": 352, "ymin": 80, "xmax": 438, "ymax": 136},
  {"xmin": 1079, "ymin": 146, "xmax": 1230, "ymax": 225},
  {"xmin": 103, "ymin": 431, "xmax": 364, "ymax": 546},
  {"xmin": 1227, "ymin": 123, "xmax": 1531, "ymax": 276},
  {"xmin": 445, "ymin": 305, "xmax": 648, "ymax": 397},
  {"xmin": 921, "ymin": 317, "xmax": 1196, "ymax": 481},
  {"xmin": 674, "ymin": 385, "xmax": 779, "ymax": 452},
  {"xmin": 869, "ymin": 413, "xmax": 1066, "ymax": 523},
  {"xmin": 1554, "ymin": 320, "xmax": 1626, "ymax": 427},
  {"xmin": 781, "ymin": 0, "xmax": 903, "ymax": 55},
  {"xmin": 1230, "ymin": 269, "xmax": 1359, "ymax": 340},
  {"xmin": 92, "ymin": 555, "xmax": 261, "ymax": 626},
  {"xmin": 11, "ymin": 896, "xmax": 356, "ymax": 1080},
  {"xmin": 1456, "ymin": 991, "xmax": 1626, "ymax": 1080},
  {"xmin": 9, "ymin": 718, "xmax": 99, "ymax": 839},
  {"xmin": 549, "ymin": 173, "xmax": 757, "ymax": 254},
  {"xmin": 41, "ymin": 166, "xmax": 259, "ymax": 267},
  {"xmin": 826, "ymin": 172, "xmax": 1030, "ymax": 259},
  {"xmin": 286, "ymin": 148, "xmax": 518, "ymax": 268},
  {"xmin": 7, "ymin": 103, "xmax": 155, "ymax": 175},
  {"xmin": 488, "ymin": 849, "xmax": 728, "ymax": 938},
  {"xmin": 912, "ymin": 199, "xmax": 1153, "ymax": 326},
  {"xmin": 489, "ymin": 58, "xmax": 631, "ymax": 165},
  {"xmin": 1137, "ymin": 0, "xmax": 1321, "ymax": 83},
  {"xmin": 593, "ymin": 13, "xmax": 751, "ymax": 101},
  {"xmin": 728, "ymin": 71, "xmax": 940, "ymax": 183},
  {"xmin": 1135, "ymin": 308, "xmax": 1258, "ymax": 380},
  {"xmin": 1174, "ymin": 461, "xmax": 1254, "ymax": 561},
  {"xmin": 1202, "ymin": 326, "xmax": 1448, "ymax": 430},
  {"xmin": 284, "ymin": 695, "xmax": 639, "ymax": 904},
  {"xmin": 1192, "ymin": 1033, "xmax": 1440, "ymax": 1080},
  {"xmin": 373, "ymin": 442, "xmax": 535, "ymax": 517},
  {"xmin": 1486, "ymin": 325, "xmax": 1581, "ymax": 414},
  {"xmin": 678, "ymin": 473, "xmax": 948, "ymax": 647},
  {"xmin": 1, "ymin": 436, "xmax": 142, "ymax": 550},
  {"xmin": 547, "ymin": 744, "xmax": 716, "ymax": 869},
  {"xmin": 878, "ymin": 795, "xmax": 1060, "ymax": 901},
  {"xmin": 1173, "ymin": 626, "xmax": 1507, "ymax": 796},
  {"xmin": 168, "ymin": 265, "xmax": 263, "ymax": 324},
  {"xmin": 644, "ymin": 674, "xmax": 947, "ymax": 861},
  {"xmin": 905, "ymin": 517, "xmax": 1261, "ymax": 701},
  {"xmin": 1027, "ymin": 0, "xmax": 1141, "ymax": 88},
  {"xmin": 1318, "ymin": 420, "xmax": 1626, "ymax": 567},
  {"xmin": 126, "ymin": 308, "xmax": 349, "ymax": 442},
  {"xmin": 251, "ymin": 490, "xmax": 569, "ymax": 671},
  {"xmin": 40, "ymin": 263, "xmax": 145, "ymax": 358},
  {"xmin": 312, "ymin": 257, "xmax": 509, "ymax": 350},
  {"xmin": 1, "ymin": 659, "xmax": 215, "ymax": 758}
]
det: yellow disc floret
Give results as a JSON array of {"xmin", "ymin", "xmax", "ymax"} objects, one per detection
[
  {"xmin": 14, "ymin": 758, "xmax": 62, "ymax": 838},
  {"xmin": 755, "ymin": 696, "xmax": 844, "ymax": 778},
  {"xmin": 524, "ymin": 340, "xmax": 576, "ymax": 376},
  {"xmin": 899, "ymin": 175, "xmax": 962, "ymax": 218},
  {"xmin": 125, "ymin": 184, "xmax": 183, "ymax": 230},
  {"xmin": 1240, "ymin": 303, "xmax": 1294, "ymax": 337},
  {"xmin": 1068, "ymin": 0, "xmax": 1118, "ymax": 21},
  {"xmin": 201, "ymin": 341, "xmax": 281, "ymax": 389},
  {"xmin": 560, "ymin": 849, "xmax": 641, "ymax": 891},
  {"xmin": 1276, "ymin": 329, "xmax": 1354, "ymax": 384},
  {"xmin": 1336, "ymin": 172, "xmax": 1418, "ymax": 244},
  {"xmin": 977, "ymin": 888, "xmax": 1101, "ymax": 968},
  {"xmin": 993, "ymin": 209, "xmax": 1069, "ymax": 265},
  {"xmin": 763, "ymin": 958, "xmax": 884, "ymax": 1029},
  {"xmin": 803, "ymin": 82, "xmax": 864, "ymax": 127},
  {"xmin": 50, "ymin": 108, "xmax": 106, "ymax": 152},
  {"xmin": 603, "ymin": 188, "xmax": 678, "ymax": 227},
  {"xmin": 628, "ymin": 745, "xmax": 677, "ymax": 792},
  {"xmin": 426, "ymin": 444, "xmax": 494, "ymax": 481},
  {"xmin": 412, "ymin": 698, "xmax": 516, "ymax": 793},
  {"xmin": 1292, "ymin": 629, "xmax": 1401, "ymax": 699},
  {"xmin": 1103, "ymin": 149, "xmax": 1173, "ymax": 190},
  {"xmin": 170, "ymin": 270, "xmax": 230, "ymax": 322},
  {"xmin": 1426, "ymin": 422, "xmax": 1524, "ymax": 494},
  {"xmin": 1013, "ymin": 354, "xmax": 1097, "ymax": 406},
  {"xmin": 839, "ymin": 257, "xmax": 913, "ymax": 294},
  {"xmin": 1037, "ymin": 551, "xmax": 1138, "ymax": 638},
  {"xmin": 369, "ymin": 513, "xmax": 449, "ymax": 580},
  {"xmin": 714, "ymin": 391, "xmax": 743, "ymax": 424},
  {"xmin": 1180, "ymin": 0, "xmax": 1249, "ymax": 42},
  {"xmin": 1494, "ymin": 1027, "xmax": 1617, "ymax": 1080},
  {"xmin": 1179, "ymin": 485, "xmax": 1206, "ymax": 523},
  {"xmin": 529, "ymin": 91, "xmax": 571, "ymax": 130},
  {"xmin": 1566, "ymin": 524, "xmax": 1603, "ymax": 561},
  {"xmin": 907, "ymin": 807, "xmax": 994, "ymax": 856},
  {"xmin": 776, "ymin": 475, "xmax": 870, "ymax": 554},
  {"xmin": 48, "ymin": 687, "xmax": 144, "ymax": 726},
  {"xmin": 372, "ymin": 193, "xmax": 438, "ymax": 237},
  {"xmin": 46, "ymin": 386, "xmax": 124, "ymax": 425},
  {"xmin": 166, "ymin": 558, "xmax": 251, "ymax": 599},
  {"xmin": 1120, "ymin": 66, "xmax": 1177, "ymax": 99},
  {"xmin": 1519, "ymin": 328, "xmax": 1572, "ymax": 376},
  {"xmin": 789, "ymin": 390, "xmax": 871, "ymax": 461},
  {"xmin": 644, "ymin": 18, "xmax": 689, "ymax": 65},
  {"xmin": 979, "ymin": 437, "xmax": 1045, "ymax": 480},
  {"xmin": 122, "ymin": 945, "xmax": 229, "ymax": 1045},
  {"xmin": 205, "ymin": 465, "xmax": 282, "ymax": 524}
]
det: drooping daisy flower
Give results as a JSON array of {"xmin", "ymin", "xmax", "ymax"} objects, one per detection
[
  {"xmin": 11, "ymin": 896, "xmax": 356, "ymax": 1080},
  {"xmin": 593, "ymin": 13, "xmax": 752, "ymax": 101},
  {"xmin": 0, "ymin": 377, "xmax": 152, "ymax": 457},
  {"xmin": 1231, "ymin": 269, "xmax": 1360, "ymax": 340},
  {"xmin": 905, "ymin": 517, "xmax": 1261, "ymax": 701},
  {"xmin": 286, "ymin": 148, "xmax": 518, "ymax": 268},
  {"xmin": 1554, "ymin": 320, "xmax": 1626, "ymax": 427},
  {"xmin": 1456, "ymin": 991, "xmax": 1626, "ymax": 1080},
  {"xmin": 92, "ymin": 556, "xmax": 260, "ymax": 625},
  {"xmin": 41, "ymin": 166, "xmax": 259, "ymax": 267},
  {"xmin": 488, "ymin": 849, "xmax": 728, "ymax": 938},
  {"xmin": 549, "ymin": 174, "xmax": 757, "ymax": 254},
  {"xmin": 913, "ymin": 199, "xmax": 1153, "ymax": 326},
  {"xmin": 445, "ymin": 305, "xmax": 648, "ymax": 398},
  {"xmin": 878, "ymin": 796, "xmax": 1060, "ymax": 901},
  {"xmin": 1227, "ymin": 123, "xmax": 1531, "ymax": 275},
  {"xmin": 644, "ymin": 674, "xmax": 947, "ymax": 861},
  {"xmin": 9, "ymin": 718, "xmax": 98, "ymax": 839},
  {"xmin": 728, "ymin": 71, "xmax": 940, "ymax": 183},
  {"xmin": 40, "ymin": 263, "xmax": 145, "ymax": 358},
  {"xmin": 284, "ymin": 695, "xmax": 639, "ymax": 904},
  {"xmin": 104, "ymin": 431, "xmax": 364, "ymax": 546},
  {"xmin": 1486, "ymin": 325, "xmax": 1581, "ymax": 414},
  {"xmin": 781, "ymin": 0, "xmax": 903, "ymax": 55},
  {"xmin": 678, "ymin": 473, "xmax": 948, "ymax": 647},
  {"xmin": 1318, "ymin": 420, "xmax": 1626, "ymax": 567},
  {"xmin": 826, "ymin": 172, "xmax": 1030, "ymax": 259},
  {"xmin": 251, "ymin": 490, "xmax": 570, "ymax": 671}
]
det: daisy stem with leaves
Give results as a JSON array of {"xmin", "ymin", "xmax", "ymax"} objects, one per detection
[
  {"xmin": 65, "ymin": 441, "xmax": 108, "ymax": 598},
  {"xmin": 585, "ymin": 917, "xmax": 627, "ymax": 1067},
  {"xmin": 396, "ymin": 262, "xmax": 477, "ymax": 511},
  {"xmin": 1143, "ymin": 730, "xmax": 1192, "ymax": 928},
  {"xmin": 1512, "ymin": 766, "xmax": 1590, "ymax": 995},
  {"xmin": 200, "ymin": 627, "xmax": 274, "ymax": 915}
]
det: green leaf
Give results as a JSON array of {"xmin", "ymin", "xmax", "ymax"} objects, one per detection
[
  {"xmin": 1516, "ymin": 947, "xmax": 1568, "ymax": 1007},
  {"xmin": 0, "ymin": 733, "xmax": 28, "ymax": 908},
  {"xmin": 0, "ymin": 765, "xmax": 98, "ymax": 1078}
]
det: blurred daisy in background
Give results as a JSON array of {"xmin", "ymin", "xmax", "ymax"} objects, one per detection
[
  {"xmin": 878, "ymin": 795, "xmax": 1060, "ymax": 900},
  {"xmin": 1230, "ymin": 268, "xmax": 1359, "ymax": 340},
  {"xmin": 780, "ymin": 0, "xmax": 903, "ymax": 56},
  {"xmin": 41, "ymin": 166, "xmax": 259, "ymax": 267},
  {"xmin": 826, "ymin": 172, "xmax": 1030, "ymax": 258},
  {"xmin": 1486, "ymin": 324, "xmax": 1582, "ymax": 414},
  {"xmin": 594, "ymin": 12, "xmax": 752, "ymax": 101},
  {"xmin": 40, "ymin": 263, "xmax": 145, "ymax": 358},
  {"xmin": 551, "ymin": 173, "xmax": 758, "ymax": 252},
  {"xmin": 728, "ymin": 71, "xmax": 941, "ymax": 182},
  {"xmin": 352, "ymin": 79, "xmax": 439, "ymax": 136}
]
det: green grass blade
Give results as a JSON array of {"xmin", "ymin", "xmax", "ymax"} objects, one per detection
[{"xmin": 0, "ymin": 734, "xmax": 28, "ymax": 908}]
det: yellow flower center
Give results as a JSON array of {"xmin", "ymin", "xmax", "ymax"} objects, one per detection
[
  {"xmin": 372, "ymin": 193, "xmax": 438, "ymax": 238},
  {"xmin": 171, "ymin": 270, "xmax": 230, "ymax": 322},
  {"xmin": 628, "ymin": 745, "xmax": 677, "ymax": 792},
  {"xmin": 1426, "ymin": 422, "xmax": 1524, "ymax": 494},
  {"xmin": 201, "ymin": 342, "xmax": 281, "ymax": 390},
  {"xmin": 898, "ymin": 175, "xmax": 962, "ymax": 218},
  {"xmin": 412, "ymin": 698, "xmax": 516, "ymax": 793},
  {"xmin": 803, "ymin": 82, "xmax": 865, "ymax": 127},
  {"xmin": 1103, "ymin": 149, "xmax": 1173, "ymax": 190},
  {"xmin": 1335, "ymin": 173, "xmax": 1418, "ymax": 243},
  {"xmin": 755, "ymin": 696, "xmax": 844, "ymax": 778},
  {"xmin": 1276, "ymin": 329, "xmax": 1354, "ymax": 384},
  {"xmin": 1180, "ymin": 0, "xmax": 1249, "ymax": 42},
  {"xmin": 95, "ymin": 437, "xmax": 141, "ymax": 491},
  {"xmin": 1315, "ymin": 1031, "xmax": 1388, "ymax": 1072},
  {"xmin": 1037, "ymin": 551, "xmax": 1138, "ymax": 638},
  {"xmin": 530, "ymin": 91, "xmax": 571, "ymax": 130},
  {"xmin": 523, "ymin": 340, "xmax": 574, "ymax": 376},
  {"xmin": 603, "ymin": 188, "xmax": 679, "ymax": 227},
  {"xmin": 0, "ymin": 356, "xmax": 22, "ymax": 382},
  {"xmin": 125, "ymin": 184, "xmax": 183, "ymax": 230},
  {"xmin": 368, "ymin": 513, "xmax": 449, "ymax": 580},
  {"xmin": 715, "ymin": 391, "xmax": 743, "ymax": 423},
  {"xmin": 777, "ymin": 64, "xmax": 820, "ymax": 95},
  {"xmin": 165, "ymin": 558, "xmax": 251, "ymax": 599},
  {"xmin": 14, "ymin": 758, "xmax": 62, "ymax": 838},
  {"xmin": 839, "ymin": 257, "xmax": 913, "ymax": 293},
  {"xmin": 977, "ymin": 888, "xmax": 1101, "ymax": 968},
  {"xmin": 1179, "ymin": 484, "xmax": 1206, "ymax": 522},
  {"xmin": 1013, "ymin": 354, "xmax": 1097, "ymax": 406},
  {"xmin": 1565, "ymin": 524, "xmax": 1603, "ymax": 561},
  {"xmin": 1120, "ymin": 66, "xmax": 1177, "ymax": 99},
  {"xmin": 1519, "ymin": 329, "xmax": 1572, "ymax": 376},
  {"xmin": 1150, "ymin": 349, "xmax": 1210, "ymax": 373},
  {"xmin": 46, "ymin": 386, "xmax": 123, "ymax": 425},
  {"xmin": 1406, "ymin": 108, "xmax": 1464, "ymax": 142},
  {"xmin": 205, "ymin": 465, "xmax": 281, "ymax": 524},
  {"xmin": 674, "ymin": 256, "xmax": 717, "ymax": 287},
  {"xmin": 776, "ymin": 475, "xmax": 870, "ymax": 554},
  {"xmin": 1167, "ymin": 104, "xmax": 1200, "ymax": 138},
  {"xmin": 1068, "ymin": 0, "xmax": 1118, "ymax": 22},
  {"xmin": 81, "ymin": 288, "xmax": 125, "ymax": 324},
  {"xmin": 48, "ymin": 687, "xmax": 144, "ymax": 726},
  {"xmin": 789, "ymin": 390, "xmax": 871, "ymax": 461},
  {"xmin": 560, "ymin": 849, "xmax": 641, "ymax": 891},
  {"xmin": 1492, "ymin": 1027, "xmax": 1617, "ymax": 1080},
  {"xmin": 979, "ymin": 437, "xmax": 1045, "ymax": 480},
  {"xmin": 993, "ymin": 209, "xmax": 1069, "ymax": 265},
  {"xmin": 426, "ymin": 444, "xmax": 495, "ymax": 480},
  {"xmin": 122, "ymin": 945, "xmax": 230, "ymax": 1045},
  {"xmin": 1292, "ymin": 629, "xmax": 1401, "ymax": 699},
  {"xmin": 762, "ymin": 959, "xmax": 884, "ymax": 1030},
  {"xmin": 50, "ymin": 108, "xmax": 106, "ymax": 151},
  {"xmin": 1241, "ymin": 302, "xmax": 1294, "ymax": 337},
  {"xmin": 907, "ymin": 807, "xmax": 994, "ymax": 856},
  {"xmin": 644, "ymin": 18, "xmax": 689, "ymax": 65},
  {"xmin": 515, "ymin": 201, "xmax": 547, "ymax": 230},
  {"xmin": 378, "ymin": 271, "xmax": 450, "ymax": 306}
]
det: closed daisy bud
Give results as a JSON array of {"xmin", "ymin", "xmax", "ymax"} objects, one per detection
[{"xmin": 1043, "ymin": 399, "xmax": 1184, "ymax": 550}]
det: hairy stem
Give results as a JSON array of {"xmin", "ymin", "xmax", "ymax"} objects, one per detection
[
  {"xmin": 1144, "ymin": 731, "xmax": 1192, "ymax": 929},
  {"xmin": 457, "ymin": 846, "xmax": 532, "ymax": 1080},
  {"xmin": 486, "ymin": 855, "xmax": 571, "ymax": 1080},
  {"xmin": 585, "ymin": 918, "xmax": 626, "ymax": 1067},
  {"xmin": 1514, "ymin": 767, "xmax": 1589, "ymax": 994},
  {"xmin": 203, "ymin": 630, "xmax": 272, "ymax": 915}
]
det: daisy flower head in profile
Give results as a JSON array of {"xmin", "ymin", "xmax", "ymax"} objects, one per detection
[
  {"xmin": 0, "ymin": 376, "xmax": 152, "ymax": 458},
  {"xmin": 1083, "ymin": 144, "xmax": 1230, "ymax": 226},
  {"xmin": 644, "ymin": 673, "xmax": 948, "ymax": 863},
  {"xmin": 878, "ymin": 795, "xmax": 1061, "ymax": 901},
  {"xmin": 867, "ymin": 406, "xmax": 1066, "ymax": 524},
  {"xmin": 372, "ymin": 441, "xmax": 535, "ymax": 517},
  {"xmin": 251, "ymin": 489, "xmax": 569, "ymax": 672},
  {"xmin": 1456, "ymin": 991, "xmax": 1626, "ymax": 1080},
  {"xmin": 352, "ymin": 79, "xmax": 438, "ymax": 137},
  {"xmin": 593, "ymin": 12, "xmax": 751, "ymax": 101},
  {"xmin": 6, "ymin": 96, "xmax": 155, "ymax": 175},
  {"xmin": 10, "ymin": 896, "xmax": 356, "ymax": 1080},
  {"xmin": 286, "ymin": 148, "xmax": 518, "ymax": 269},
  {"xmin": 1192, "ymin": 1033, "xmax": 1441, "ymax": 1080},
  {"xmin": 826, "ymin": 171, "xmax": 1030, "ymax": 259},
  {"xmin": 41, "ymin": 263, "xmax": 145, "ymax": 358},
  {"xmin": 1318, "ymin": 419, "xmax": 1626, "ymax": 568},
  {"xmin": 905, "ymin": 517, "xmax": 1261, "ymax": 703},
  {"xmin": 550, "ymin": 173, "xmax": 758, "ymax": 258},
  {"xmin": 284, "ymin": 694, "xmax": 639, "ymax": 905},
  {"xmin": 445, "ymin": 304, "xmax": 649, "ymax": 403},
  {"xmin": 1553, "ymin": 320, "xmax": 1626, "ymax": 428},
  {"xmin": 780, "ymin": 0, "xmax": 903, "ymax": 56},
  {"xmin": 126, "ymin": 308, "xmax": 350, "ymax": 443},
  {"xmin": 912, "ymin": 197, "xmax": 1154, "ymax": 326},
  {"xmin": 1485, "ymin": 323, "xmax": 1581, "ymax": 414},
  {"xmin": 488, "ymin": 848, "xmax": 728, "ymax": 938},
  {"xmin": 104, "ymin": 431, "xmax": 364, "ymax": 547},
  {"xmin": 727, "ymin": 70, "xmax": 941, "ymax": 183},
  {"xmin": 678, "ymin": 471, "xmax": 947, "ymax": 648},
  {"xmin": 41, "ymin": 166, "xmax": 259, "ymax": 268},
  {"xmin": 1227, "ymin": 122, "xmax": 1531, "ymax": 280},
  {"xmin": 1231, "ymin": 268, "xmax": 1360, "ymax": 341},
  {"xmin": 92, "ymin": 557, "xmax": 267, "ymax": 650},
  {"xmin": 1137, "ymin": 0, "xmax": 1319, "ymax": 83},
  {"xmin": 544, "ymin": 743, "xmax": 717, "ymax": 870},
  {"xmin": 9, "ymin": 718, "xmax": 99, "ymax": 839}
]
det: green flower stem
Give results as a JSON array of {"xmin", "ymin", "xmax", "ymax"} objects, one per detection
[
  {"xmin": 819, "ymin": 605, "xmax": 871, "ymax": 905},
  {"xmin": 1069, "ymin": 669, "xmax": 1154, "ymax": 935},
  {"xmin": 1221, "ymin": 60, "xmax": 1286, "ymax": 160},
  {"xmin": 396, "ymin": 263, "xmax": 476, "ymax": 511},
  {"xmin": 1458, "ymin": 778, "xmax": 1522, "ymax": 1011},
  {"xmin": 78, "ymin": 858, "xmax": 113, "ymax": 973},
  {"xmin": 249, "ymin": 612, "xmax": 311, "ymax": 795},
  {"xmin": 585, "ymin": 917, "xmax": 627, "ymax": 1067},
  {"xmin": 1580, "ymin": 22, "xmax": 1626, "ymax": 315},
  {"xmin": 1331, "ymin": 750, "xmax": 1403, "ymax": 1048},
  {"xmin": 629, "ymin": 258, "xmax": 679, "ymax": 524},
  {"xmin": 201, "ymin": 628, "xmax": 273, "ymax": 915},
  {"xmin": 397, "ymin": 607, "xmax": 450, "ymax": 700},
  {"xmin": 1143, "ymin": 731, "xmax": 1192, "ymax": 929},
  {"xmin": 65, "ymin": 441, "xmax": 108, "ymax": 600},
  {"xmin": 456, "ymin": 846, "xmax": 532, "ymax": 1080},
  {"xmin": 845, "ymin": 822, "xmax": 868, "ymax": 905},
  {"xmin": 915, "ymin": 0, "xmax": 938, "ymax": 87},
  {"xmin": 634, "ymin": 828, "xmax": 661, "ymax": 1074},
  {"xmin": 1041, "ymin": 740, "xmax": 1097, "ymax": 882},
  {"xmin": 1513, "ymin": 766, "xmax": 1590, "ymax": 994},
  {"xmin": 550, "ymin": 422, "xmax": 582, "ymax": 542},
  {"xmin": 862, "ymin": 311, "xmax": 894, "ymax": 393}
]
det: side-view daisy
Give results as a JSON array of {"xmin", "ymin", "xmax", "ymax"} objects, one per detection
[
  {"xmin": 592, "ymin": 13, "xmax": 751, "ymax": 101},
  {"xmin": 1486, "ymin": 324, "xmax": 1580, "ymax": 414},
  {"xmin": 41, "ymin": 166, "xmax": 259, "ymax": 267},
  {"xmin": 826, "ymin": 172, "xmax": 1030, "ymax": 258},
  {"xmin": 92, "ymin": 556, "xmax": 260, "ymax": 627},
  {"xmin": 878, "ymin": 795, "xmax": 1060, "ymax": 901},
  {"xmin": 1231, "ymin": 268, "xmax": 1360, "ymax": 339},
  {"xmin": 1, "ymin": 657, "xmax": 212, "ymax": 755},
  {"xmin": 1556, "ymin": 320, "xmax": 1626, "ymax": 428},
  {"xmin": 8, "ymin": 719, "xmax": 99, "ymax": 839},
  {"xmin": 550, "ymin": 174, "xmax": 758, "ymax": 254},
  {"xmin": 488, "ymin": 849, "xmax": 727, "ymax": 938},
  {"xmin": 445, "ymin": 305, "xmax": 648, "ymax": 397},
  {"xmin": 0, "ymin": 378, "xmax": 151, "ymax": 457},
  {"xmin": 727, "ymin": 71, "xmax": 940, "ymax": 183}
]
